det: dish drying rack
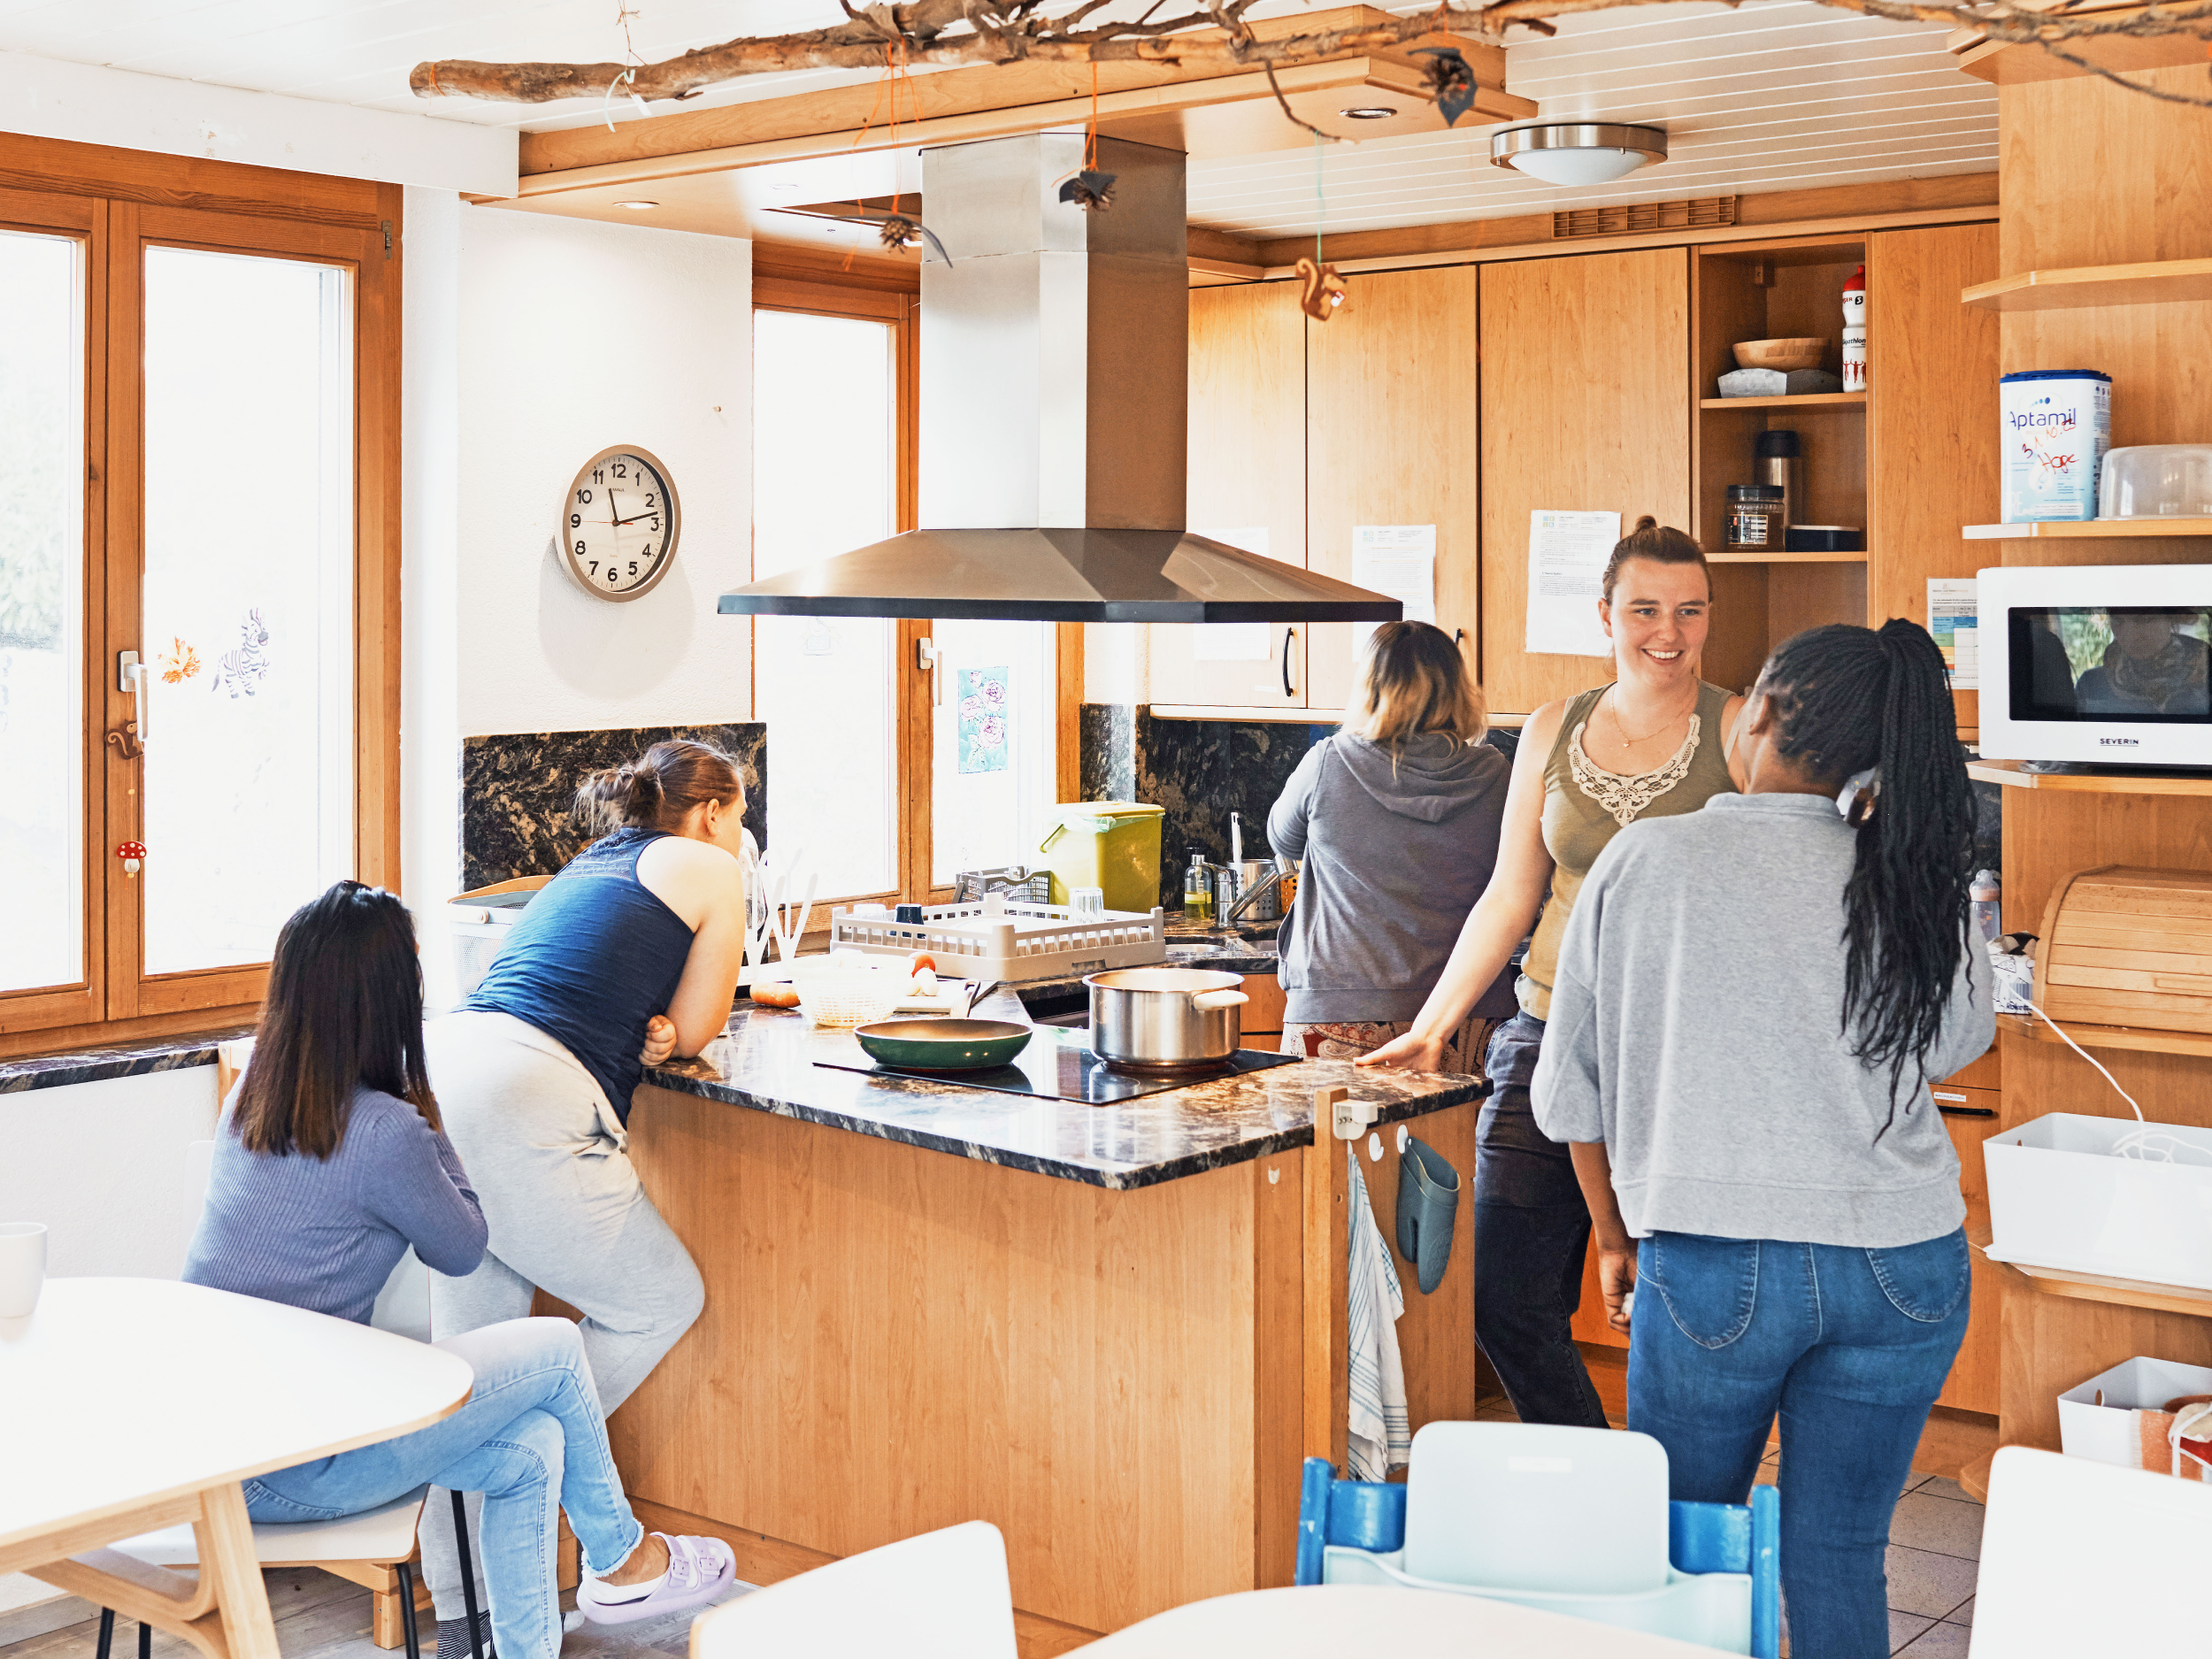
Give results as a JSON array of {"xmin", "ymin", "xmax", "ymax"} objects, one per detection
[{"xmin": 831, "ymin": 902, "xmax": 1170, "ymax": 982}]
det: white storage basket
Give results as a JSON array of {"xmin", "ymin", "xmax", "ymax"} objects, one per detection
[
  {"xmin": 830, "ymin": 902, "xmax": 1170, "ymax": 983},
  {"xmin": 1984, "ymin": 1112, "xmax": 2212, "ymax": 1289}
]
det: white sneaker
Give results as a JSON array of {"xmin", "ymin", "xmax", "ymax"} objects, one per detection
[{"xmin": 575, "ymin": 1532, "xmax": 737, "ymax": 1625}]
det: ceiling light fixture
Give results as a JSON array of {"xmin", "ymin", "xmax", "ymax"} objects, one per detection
[
  {"xmin": 613, "ymin": 199, "xmax": 659, "ymax": 210},
  {"xmin": 1489, "ymin": 123, "xmax": 1667, "ymax": 187},
  {"xmin": 1340, "ymin": 106, "xmax": 1397, "ymax": 120}
]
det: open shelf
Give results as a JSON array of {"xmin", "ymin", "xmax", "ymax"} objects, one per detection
[
  {"xmin": 1993, "ymin": 1258, "xmax": 2212, "ymax": 1321},
  {"xmin": 1962, "ymin": 257, "xmax": 2212, "ymax": 313},
  {"xmin": 1970, "ymin": 759, "xmax": 2212, "ymax": 796},
  {"xmin": 1962, "ymin": 518, "xmax": 2212, "ymax": 540},
  {"xmin": 1699, "ymin": 393, "xmax": 1865, "ymax": 411},
  {"xmin": 1998, "ymin": 1010, "xmax": 2212, "ymax": 1059},
  {"xmin": 1708, "ymin": 550, "xmax": 1867, "ymax": 564}
]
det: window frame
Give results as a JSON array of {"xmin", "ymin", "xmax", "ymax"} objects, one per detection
[
  {"xmin": 0, "ymin": 138, "xmax": 400, "ymax": 1056},
  {"xmin": 750, "ymin": 270, "xmax": 1085, "ymax": 912}
]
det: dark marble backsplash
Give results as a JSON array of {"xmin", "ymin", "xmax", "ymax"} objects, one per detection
[{"xmin": 462, "ymin": 723, "xmax": 766, "ymax": 891}]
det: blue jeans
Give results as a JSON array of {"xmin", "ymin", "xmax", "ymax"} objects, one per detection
[
  {"xmin": 242, "ymin": 1318, "xmax": 646, "ymax": 1659},
  {"xmin": 1628, "ymin": 1230, "xmax": 1970, "ymax": 1659}
]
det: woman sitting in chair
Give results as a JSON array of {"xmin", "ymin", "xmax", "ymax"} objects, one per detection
[{"xmin": 182, "ymin": 881, "xmax": 735, "ymax": 1659}]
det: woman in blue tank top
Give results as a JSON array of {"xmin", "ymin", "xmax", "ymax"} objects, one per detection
[{"xmin": 418, "ymin": 739, "xmax": 749, "ymax": 1640}]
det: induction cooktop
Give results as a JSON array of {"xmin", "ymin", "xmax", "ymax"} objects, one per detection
[{"xmin": 815, "ymin": 1024, "xmax": 1302, "ymax": 1105}]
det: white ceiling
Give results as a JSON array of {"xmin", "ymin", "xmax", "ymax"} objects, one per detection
[{"xmin": 0, "ymin": 0, "xmax": 1996, "ymax": 236}]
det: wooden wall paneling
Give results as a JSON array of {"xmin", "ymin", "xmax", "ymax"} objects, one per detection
[
  {"xmin": 1479, "ymin": 250, "xmax": 1691, "ymax": 715},
  {"xmin": 1998, "ymin": 1284, "xmax": 2212, "ymax": 1452},
  {"xmin": 1701, "ymin": 563, "xmax": 1771, "ymax": 696},
  {"xmin": 0, "ymin": 132, "xmax": 386, "ymax": 229},
  {"xmin": 1240, "ymin": 973, "xmax": 1287, "ymax": 1039},
  {"xmin": 1302, "ymin": 1132, "xmax": 1351, "ymax": 1473},
  {"xmin": 1866, "ymin": 224, "xmax": 2000, "ymax": 730},
  {"xmin": 1056, "ymin": 621, "xmax": 1084, "ymax": 805},
  {"xmin": 618, "ymin": 1085, "xmax": 1264, "ymax": 1634},
  {"xmin": 358, "ymin": 182, "xmax": 404, "ymax": 895},
  {"xmin": 1302, "ymin": 264, "xmax": 1480, "ymax": 711},
  {"xmin": 1154, "ymin": 281, "xmax": 1307, "ymax": 708},
  {"xmin": 100, "ymin": 198, "xmax": 144, "ymax": 1024},
  {"xmin": 1767, "ymin": 562, "xmax": 1869, "ymax": 657},
  {"xmin": 1937, "ymin": 1106, "xmax": 2002, "ymax": 1415}
]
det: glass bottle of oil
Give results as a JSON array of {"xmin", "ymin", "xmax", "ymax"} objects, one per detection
[{"xmin": 1183, "ymin": 850, "xmax": 1214, "ymax": 924}]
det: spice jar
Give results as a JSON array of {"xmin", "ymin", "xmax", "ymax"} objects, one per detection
[{"xmin": 1725, "ymin": 484, "xmax": 1785, "ymax": 550}]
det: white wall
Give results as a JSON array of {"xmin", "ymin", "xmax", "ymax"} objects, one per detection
[
  {"xmin": 454, "ymin": 207, "xmax": 753, "ymax": 738},
  {"xmin": 403, "ymin": 186, "xmax": 462, "ymax": 926}
]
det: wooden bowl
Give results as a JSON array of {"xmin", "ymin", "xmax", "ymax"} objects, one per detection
[{"xmin": 1733, "ymin": 337, "xmax": 1828, "ymax": 372}]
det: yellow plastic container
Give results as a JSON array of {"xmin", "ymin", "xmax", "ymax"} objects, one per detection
[{"xmin": 1036, "ymin": 802, "xmax": 1166, "ymax": 914}]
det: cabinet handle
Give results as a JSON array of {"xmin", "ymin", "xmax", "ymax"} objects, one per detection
[{"xmin": 1282, "ymin": 628, "xmax": 1294, "ymax": 698}]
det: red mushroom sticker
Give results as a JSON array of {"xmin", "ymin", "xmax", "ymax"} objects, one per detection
[{"xmin": 116, "ymin": 841, "xmax": 147, "ymax": 878}]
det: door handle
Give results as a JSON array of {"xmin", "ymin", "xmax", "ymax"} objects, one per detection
[{"xmin": 1281, "ymin": 627, "xmax": 1294, "ymax": 698}]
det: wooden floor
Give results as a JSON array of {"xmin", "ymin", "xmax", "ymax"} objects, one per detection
[{"xmin": 0, "ymin": 1572, "xmax": 751, "ymax": 1659}]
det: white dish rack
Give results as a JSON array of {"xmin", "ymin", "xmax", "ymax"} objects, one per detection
[{"xmin": 831, "ymin": 902, "xmax": 1170, "ymax": 983}]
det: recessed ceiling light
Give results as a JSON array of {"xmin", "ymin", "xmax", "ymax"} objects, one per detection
[
  {"xmin": 1340, "ymin": 106, "xmax": 1397, "ymax": 120},
  {"xmin": 1489, "ymin": 123, "xmax": 1668, "ymax": 187},
  {"xmin": 613, "ymin": 199, "xmax": 659, "ymax": 211}
]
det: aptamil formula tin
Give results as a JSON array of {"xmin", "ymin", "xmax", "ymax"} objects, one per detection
[{"xmin": 2001, "ymin": 370, "xmax": 2111, "ymax": 521}]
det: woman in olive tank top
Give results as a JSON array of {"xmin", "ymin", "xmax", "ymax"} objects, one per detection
[{"xmin": 1362, "ymin": 518, "xmax": 1744, "ymax": 1426}]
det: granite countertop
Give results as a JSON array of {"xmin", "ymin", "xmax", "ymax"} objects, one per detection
[
  {"xmin": 1, "ymin": 1027, "xmax": 256, "ymax": 1094},
  {"xmin": 644, "ymin": 992, "xmax": 1480, "ymax": 1191}
]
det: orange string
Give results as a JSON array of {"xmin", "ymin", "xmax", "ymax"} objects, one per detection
[{"xmin": 1087, "ymin": 62, "xmax": 1100, "ymax": 172}]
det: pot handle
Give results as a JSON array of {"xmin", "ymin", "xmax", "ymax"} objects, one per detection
[{"xmin": 1192, "ymin": 989, "xmax": 1249, "ymax": 1011}]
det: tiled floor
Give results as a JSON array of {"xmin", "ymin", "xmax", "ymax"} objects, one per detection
[
  {"xmin": 0, "ymin": 1571, "xmax": 750, "ymax": 1659},
  {"xmin": 1481, "ymin": 1390, "xmax": 1985, "ymax": 1656}
]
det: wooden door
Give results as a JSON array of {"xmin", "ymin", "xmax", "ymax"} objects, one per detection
[
  {"xmin": 1866, "ymin": 223, "xmax": 2001, "ymax": 734},
  {"xmin": 1304, "ymin": 265, "xmax": 1480, "ymax": 712},
  {"xmin": 1151, "ymin": 280, "xmax": 1307, "ymax": 708},
  {"xmin": 1479, "ymin": 250, "xmax": 1692, "ymax": 716},
  {"xmin": 1938, "ymin": 1087, "xmax": 2004, "ymax": 1415}
]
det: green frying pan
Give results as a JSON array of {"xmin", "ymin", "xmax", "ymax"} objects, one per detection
[{"xmin": 855, "ymin": 1018, "xmax": 1033, "ymax": 1072}]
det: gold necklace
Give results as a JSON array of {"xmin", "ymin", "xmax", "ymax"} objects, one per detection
[{"xmin": 1604, "ymin": 682, "xmax": 1697, "ymax": 747}]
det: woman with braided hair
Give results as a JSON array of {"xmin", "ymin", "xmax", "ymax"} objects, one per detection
[{"xmin": 1532, "ymin": 618, "xmax": 1993, "ymax": 1658}]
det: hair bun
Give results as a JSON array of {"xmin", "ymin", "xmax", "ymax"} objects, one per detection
[{"xmin": 1633, "ymin": 514, "xmax": 1659, "ymax": 533}]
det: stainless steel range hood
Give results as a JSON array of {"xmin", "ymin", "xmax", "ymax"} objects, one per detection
[{"xmin": 719, "ymin": 132, "xmax": 1401, "ymax": 625}]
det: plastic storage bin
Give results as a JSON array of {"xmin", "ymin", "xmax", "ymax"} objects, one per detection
[
  {"xmin": 2057, "ymin": 1356, "xmax": 2212, "ymax": 1478},
  {"xmin": 2098, "ymin": 444, "xmax": 2212, "ymax": 519},
  {"xmin": 1034, "ymin": 803, "xmax": 1164, "ymax": 913},
  {"xmin": 1984, "ymin": 1112, "xmax": 2212, "ymax": 1289}
]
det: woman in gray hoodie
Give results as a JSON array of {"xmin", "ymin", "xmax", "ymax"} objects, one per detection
[{"xmin": 1268, "ymin": 621, "xmax": 1513, "ymax": 1070}]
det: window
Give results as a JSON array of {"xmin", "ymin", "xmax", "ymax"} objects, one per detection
[
  {"xmin": 750, "ymin": 273, "xmax": 1069, "ymax": 911},
  {"xmin": 0, "ymin": 143, "xmax": 399, "ymax": 1053}
]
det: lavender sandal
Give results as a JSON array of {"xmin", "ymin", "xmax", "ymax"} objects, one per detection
[{"xmin": 576, "ymin": 1532, "xmax": 738, "ymax": 1625}]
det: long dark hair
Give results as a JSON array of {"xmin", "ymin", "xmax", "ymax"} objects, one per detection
[
  {"xmin": 1754, "ymin": 619, "xmax": 1974, "ymax": 1130},
  {"xmin": 233, "ymin": 881, "xmax": 438, "ymax": 1158},
  {"xmin": 574, "ymin": 738, "xmax": 745, "ymax": 835}
]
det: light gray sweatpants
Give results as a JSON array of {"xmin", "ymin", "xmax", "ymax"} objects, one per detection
[{"xmin": 417, "ymin": 1010, "xmax": 705, "ymax": 1621}]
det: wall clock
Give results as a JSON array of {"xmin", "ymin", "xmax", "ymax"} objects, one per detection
[{"xmin": 560, "ymin": 445, "xmax": 681, "ymax": 602}]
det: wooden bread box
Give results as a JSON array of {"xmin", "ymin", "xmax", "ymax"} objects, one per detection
[{"xmin": 2035, "ymin": 864, "xmax": 2212, "ymax": 1034}]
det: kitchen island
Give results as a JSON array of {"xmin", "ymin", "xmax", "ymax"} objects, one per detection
[{"xmin": 608, "ymin": 987, "xmax": 1482, "ymax": 1654}]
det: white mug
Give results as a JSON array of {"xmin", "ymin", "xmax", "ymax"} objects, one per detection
[{"xmin": 0, "ymin": 1222, "xmax": 48, "ymax": 1318}]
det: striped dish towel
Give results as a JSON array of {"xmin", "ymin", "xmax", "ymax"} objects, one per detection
[{"xmin": 1346, "ymin": 1145, "xmax": 1410, "ymax": 1480}]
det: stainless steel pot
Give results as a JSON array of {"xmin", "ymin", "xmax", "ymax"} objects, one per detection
[
  {"xmin": 1085, "ymin": 968, "xmax": 1249, "ymax": 1068},
  {"xmin": 1213, "ymin": 858, "xmax": 1294, "ymax": 926}
]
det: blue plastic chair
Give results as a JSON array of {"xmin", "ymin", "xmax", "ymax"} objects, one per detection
[{"xmin": 1295, "ymin": 1437, "xmax": 1780, "ymax": 1659}]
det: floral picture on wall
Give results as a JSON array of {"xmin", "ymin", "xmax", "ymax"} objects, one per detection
[{"xmin": 957, "ymin": 667, "xmax": 1010, "ymax": 774}]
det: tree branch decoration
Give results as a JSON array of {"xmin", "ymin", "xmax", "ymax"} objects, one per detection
[{"xmin": 410, "ymin": 0, "xmax": 2212, "ymax": 111}]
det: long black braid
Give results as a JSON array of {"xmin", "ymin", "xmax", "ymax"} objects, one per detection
[{"xmin": 1754, "ymin": 619, "xmax": 1976, "ymax": 1133}]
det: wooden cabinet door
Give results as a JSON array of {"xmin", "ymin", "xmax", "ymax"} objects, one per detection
[
  {"xmin": 1304, "ymin": 265, "xmax": 1480, "ymax": 712},
  {"xmin": 1151, "ymin": 281, "xmax": 1308, "ymax": 708},
  {"xmin": 1479, "ymin": 250, "xmax": 1692, "ymax": 717},
  {"xmin": 1866, "ymin": 223, "xmax": 2001, "ymax": 734},
  {"xmin": 1937, "ymin": 1087, "xmax": 2003, "ymax": 1415}
]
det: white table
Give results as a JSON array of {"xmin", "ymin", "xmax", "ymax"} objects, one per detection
[
  {"xmin": 1075, "ymin": 1586, "xmax": 1725, "ymax": 1655},
  {"xmin": 0, "ymin": 1279, "xmax": 472, "ymax": 1659}
]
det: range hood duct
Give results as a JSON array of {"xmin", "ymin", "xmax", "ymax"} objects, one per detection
[{"xmin": 719, "ymin": 132, "xmax": 1401, "ymax": 625}]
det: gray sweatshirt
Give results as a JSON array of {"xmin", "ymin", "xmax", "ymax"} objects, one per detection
[
  {"xmin": 1267, "ymin": 731, "xmax": 1510, "ymax": 1023},
  {"xmin": 1530, "ymin": 792, "xmax": 1993, "ymax": 1248}
]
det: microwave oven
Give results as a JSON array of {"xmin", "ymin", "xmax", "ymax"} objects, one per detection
[{"xmin": 1978, "ymin": 564, "xmax": 2212, "ymax": 768}]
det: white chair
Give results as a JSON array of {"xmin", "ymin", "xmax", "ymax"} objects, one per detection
[
  {"xmin": 95, "ymin": 1139, "xmax": 483, "ymax": 1659},
  {"xmin": 688, "ymin": 1522, "xmax": 1017, "ymax": 1659},
  {"xmin": 1971, "ymin": 1445, "xmax": 2212, "ymax": 1656}
]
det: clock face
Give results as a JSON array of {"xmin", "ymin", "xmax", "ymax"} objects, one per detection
[{"xmin": 561, "ymin": 446, "xmax": 680, "ymax": 602}]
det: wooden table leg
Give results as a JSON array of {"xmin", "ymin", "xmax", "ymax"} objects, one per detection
[{"xmin": 194, "ymin": 1483, "xmax": 281, "ymax": 1659}]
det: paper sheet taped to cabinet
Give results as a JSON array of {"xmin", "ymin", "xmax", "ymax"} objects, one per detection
[{"xmin": 1525, "ymin": 511, "xmax": 1618, "ymax": 657}]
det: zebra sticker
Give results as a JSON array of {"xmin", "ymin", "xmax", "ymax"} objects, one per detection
[{"xmin": 211, "ymin": 608, "xmax": 271, "ymax": 699}]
